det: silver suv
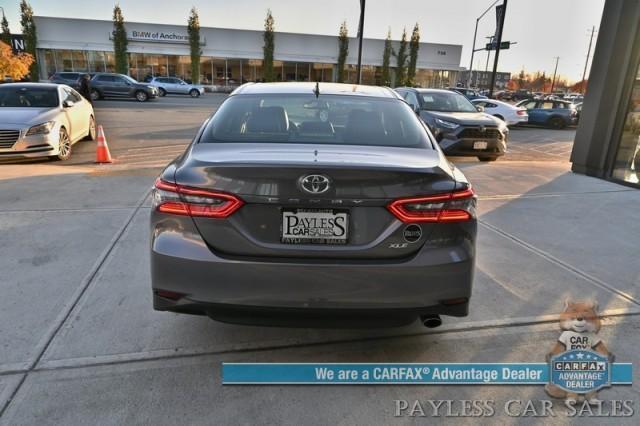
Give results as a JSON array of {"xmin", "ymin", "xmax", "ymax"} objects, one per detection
[{"xmin": 147, "ymin": 77, "xmax": 204, "ymax": 98}]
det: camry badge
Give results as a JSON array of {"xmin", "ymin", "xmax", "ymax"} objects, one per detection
[{"xmin": 299, "ymin": 174, "xmax": 331, "ymax": 194}]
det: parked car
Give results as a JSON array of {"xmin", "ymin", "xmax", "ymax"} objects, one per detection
[
  {"xmin": 90, "ymin": 73, "xmax": 159, "ymax": 102},
  {"xmin": 515, "ymin": 99, "xmax": 578, "ymax": 129},
  {"xmin": 447, "ymin": 87, "xmax": 487, "ymax": 100},
  {"xmin": 396, "ymin": 87, "xmax": 508, "ymax": 161},
  {"xmin": 49, "ymin": 72, "xmax": 84, "ymax": 90},
  {"xmin": 495, "ymin": 90, "xmax": 513, "ymax": 101},
  {"xmin": 512, "ymin": 89, "xmax": 532, "ymax": 101},
  {"xmin": 146, "ymin": 77, "xmax": 205, "ymax": 98},
  {"xmin": 574, "ymin": 102, "xmax": 583, "ymax": 123},
  {"xmin": 0, "ymin": 83, "xmax": 95, "ymax": 160},
  {"xmin": 471, "ymin": 99, "xmax": 528, "ymax": 126},
  {"xmin": 151, "ymin": 82, "xmax": 477, "ymax": 328}
]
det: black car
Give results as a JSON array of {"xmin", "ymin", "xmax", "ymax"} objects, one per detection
[
  {"xmin": 49, "ymin": 72, "xmax": 84, "ymax": 90},
  {"xmin": 396, "ymin": 87, "xmax": 508, "ymax": 162},
  {"xmin": 90, "ymin": 73, "xmax": 159, "ymax": 102}
]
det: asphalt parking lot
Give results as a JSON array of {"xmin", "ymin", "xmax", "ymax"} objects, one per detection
[{"xmin": 1, "ymin": 95, "xmax": 638, "ymax": 424}]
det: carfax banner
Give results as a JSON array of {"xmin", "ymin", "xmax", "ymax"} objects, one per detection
[{"xmin": 222, "ymin": 362, "xmax": 633, "ymax": 386}]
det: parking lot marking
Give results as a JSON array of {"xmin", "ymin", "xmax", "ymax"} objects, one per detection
[
  {"xmin": 480, "ymin": 221, "xmax": 640, "ymax": 306},
  {"xmin": 0, "ymin": 188, "xmax": 151, "ymax": 418},
  {"xmin": 28, "ymin": 308, "xmax": 640, "ymax": 374}
]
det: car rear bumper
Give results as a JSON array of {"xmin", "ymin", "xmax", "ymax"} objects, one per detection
[
  {"xmin": 439, "ymin": 137, "xmax": 507, "ymax": 157},
  {"xmin": 150, "ymin": 220, "xmax": 475, "ymax": 322}
]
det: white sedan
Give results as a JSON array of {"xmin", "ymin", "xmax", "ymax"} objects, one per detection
[
  {"xmin": 0, "ymin": 83, "xmax": 95, "ymax": 161},
  {"xmin": 472, "ymin": 98, "xmax": 528, "ymax": 126}
]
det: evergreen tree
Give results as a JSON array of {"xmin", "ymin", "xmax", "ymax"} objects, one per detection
[
  {"xmin": 188, "ymin": 7, "xmax": 201, "ymax": 84},
  {"xmin": 381, "ymin": 29, "xmax": 392, "ymax": 86},
  {"xmin": 19, "ymin": 0, "xmax": 38, "ymax": 81},
  {"xmin": 112, "ymin": 4, "xmax": 128, "ymax": 75},
  {"xmin": 406, "ymin": 23, "xmax": 420, "ymax": 86},
  {"xmin": 394, "ymin": 28, "xmax": 408, "ymax": 87},
  {"xmin": 336, "ymin": 21, "xmax": 348, "ymax": 83},
  {"xmin": 263, "ymin": 10, "xmax": 275, "ymax": 82},
  {"xmin": 1, "ymin": 14, "xmax": 10, "ymax": 45}
]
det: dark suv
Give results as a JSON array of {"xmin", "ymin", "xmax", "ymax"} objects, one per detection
[
  {"xmin": 49, "ymin": 72, "xmax": 83, "ymax": 89},
  {"xmin": 396, "ymin": 87, "xmax": 508, "ymax": 162},
  {"xmin": 90, "ymin": 73, "xmax": 159, "ymax": 102}
]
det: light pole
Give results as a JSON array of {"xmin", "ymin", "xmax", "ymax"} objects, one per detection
[
  {"xmin": 550, "ymin": 56, "xmax": 560, "ymax": 93},
  {"xmin": 467, "ymin": 0, "xmax": 500, "ymax": 87},
  {"xmin": 487, "ymin": 0, "xmax": 507, "ymax": 98},
  {"xmin": 356, "ymin": 0, "xmax": 366, "ymax": 84},
  {"xmin": 580, "ymin": 26, "xmax": 597, "ymax": 93}
]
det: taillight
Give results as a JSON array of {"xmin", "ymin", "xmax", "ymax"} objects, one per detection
[
  {"xmin": 387, "ymin": 187, "xmax": 476, "ymax": 223},
  {"xmin": 153, "ymin": 178, "xmax": 243, "ymax": 218},
  {"xmin": 517, "ymin": 109, "xmax": 527, "ymax": 116}
]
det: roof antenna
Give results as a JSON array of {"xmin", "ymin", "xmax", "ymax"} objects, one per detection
[{"xmin": 314, "ymin": 81, "xmax": 320, "ymax": 98}]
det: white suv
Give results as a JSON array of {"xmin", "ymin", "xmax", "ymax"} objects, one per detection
[{"xmin": 147, "ymin": 77, "xmax": 205, "ymax": 98}]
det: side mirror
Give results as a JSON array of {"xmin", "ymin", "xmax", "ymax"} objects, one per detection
[
  {"xmin": 63, "ymin": 100, "xmax": 74, "ymax": 108},
  {"xmin": 476, "ymin": 105, "xmax": 485, "ymax": 112},
  {"xmin": 181, "ymin": 82, "xmax": 187, "ymax": 85},
  {"xmin": 412, "ymin": 104, "xmax": 420, "ymax": 114}
]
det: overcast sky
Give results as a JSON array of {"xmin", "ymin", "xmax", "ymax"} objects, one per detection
[{"xmin": 3, "ymin": 0, "xmax": 605, "ymax": 82}]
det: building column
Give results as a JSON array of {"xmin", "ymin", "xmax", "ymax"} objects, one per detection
[{"xmin": 571, "ymin": 0, "xmax": 640, "ymax": 178}]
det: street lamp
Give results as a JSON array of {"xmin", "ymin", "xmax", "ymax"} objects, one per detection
[
  {"xmin": 356, "ymin": 0, "xmax": 366, "ymax": 84},
  {"xmin": 467, "ymin": 0, "xmax": 500, "ymax": 88}
]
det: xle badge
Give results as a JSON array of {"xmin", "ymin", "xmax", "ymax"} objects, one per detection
[{"xmin": 403, "ymin": 224, "xmax": 422, "ymax": 243}]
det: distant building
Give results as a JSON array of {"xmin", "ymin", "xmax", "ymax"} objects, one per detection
[
  {"xmin": 33, "ymin": 16, "xmax": 464, "ymax": 89},
  {"xmin": 457, "ymin": 70, "xmax": 511, "ymax": 89}
]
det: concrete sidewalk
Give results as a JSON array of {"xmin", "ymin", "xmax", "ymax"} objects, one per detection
[{"xmin": 0, "ymin": 160, "xmax": 638, "ymax": 425}]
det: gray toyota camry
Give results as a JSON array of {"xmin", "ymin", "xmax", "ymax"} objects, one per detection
[{"xmin": 150, "ymin": 82, "xmax": 476, "ymax": 328}]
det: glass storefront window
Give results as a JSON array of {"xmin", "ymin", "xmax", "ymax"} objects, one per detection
[
  {"xmin": 612, "ymin": 66, "xmax": 640, "ymax": 185},
  {"xmin": 71, "ymin": 51, "xmax": 88, "ymax": 72},
  {"xmin": 312, "ymin": 63, "xmax": 333, "ymax": 82},
  {"xmin": 245, "ymin": 59, "xmax": 263, "ymax": 82}
]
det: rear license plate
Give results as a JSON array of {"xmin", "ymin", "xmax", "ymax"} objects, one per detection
[
  {"xmin": 281, "ymin": 209, "xmax": 348, "ymax": 244},
  {"xmin": 473, "ymin": 141, "xmax": 488, "ymax": 150}
]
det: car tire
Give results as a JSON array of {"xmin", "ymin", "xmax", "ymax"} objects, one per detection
[
  {"xmin": 84, "ymin": 115, "xmax": 96, "ymax": 141},
  {"xmin": 478, "ymin": 156, "xmax": 498, "ymax": 162},
  {"xmin": 135, "ymin": 90, "xmax": 149, "ymax": 102},
  {"xmin": 493, "ymin": 114, "xmax": 504, "ymax": 121},
  {"xmin": 189, "ymin": 89, "xmax": 200, "ymax": 98},
  {"xmin": 158, "ymin": 88, "xmax": 167, "ymax": 97},
  {"xmin": 548, "ymin": 117, "xmax": 566, "ymax": 129},
  {"xmin": 90, "ymin": 89, "xmax": 101, "ymax": 101},
  {"xmin": 54, "ymin": 127, "xmax": 72, "ymax": 161}
]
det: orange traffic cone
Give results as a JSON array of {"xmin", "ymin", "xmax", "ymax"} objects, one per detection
[{"xmin": 95, "ymin": 125, "xmax": 113, "ymax": 164}]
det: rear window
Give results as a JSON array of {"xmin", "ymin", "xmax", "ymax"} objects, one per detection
[
  {"xmin": 0, "ymin": 86, "xmax": 59, "ymax": 108},
  {"xmin": 200, "ymin": 94, "xmax": 431, "ymax": 148}
]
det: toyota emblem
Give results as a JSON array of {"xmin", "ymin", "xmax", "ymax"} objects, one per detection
[{"xmin": 299, "ymin": 174, "xmax": 331, "ymax": 194}]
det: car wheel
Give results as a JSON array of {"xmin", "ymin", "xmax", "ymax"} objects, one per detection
[
  {"xmin": 135, "ymin": 90, "xmax": 149, "ymax": 102},
  {"xmin": 493, "ymin": 114, "xmax": 504, "ymax": 121},
  {"xmin": 189, "ymin": 89, "xmax": 200, "ymax": 98},
  {"xmin": 90, "ymin": 89, "xmax": 101, "ymax": 101},
  {"xmin": 55, "ymin": 127, "xmax": 72, "ymax": 161},
  {"xmin": 548, "ymin": 117, "xmax": 566, "ymax": 129},
  {"xmin": 84, "ymin": 115, "xmax": 96, "ymax": 141},
  {"xmin": 478, "ymin": 156, "xmax": 498, "ymax": 162},
  {"xmin": 158, "ymin": 88, "xmax": 167, "ymax": 97}
]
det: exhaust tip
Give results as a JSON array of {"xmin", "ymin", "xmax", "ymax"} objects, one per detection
[{"xmin": 420, "ymin": 315, "xmax": 442, "ymax": 328}]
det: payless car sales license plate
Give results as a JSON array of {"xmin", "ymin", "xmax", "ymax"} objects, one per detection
[
  {"xmin": 473, "ymin": 141, "xmax": 488, "ymax": 150},
  {"xmin": 281, "ymin": 209, "xmax": 348, "ymax": 244}
]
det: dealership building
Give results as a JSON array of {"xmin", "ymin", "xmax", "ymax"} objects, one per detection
[{"xmin": 33, "ymin": 16, "xmax": 463, "ymax": 89}]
